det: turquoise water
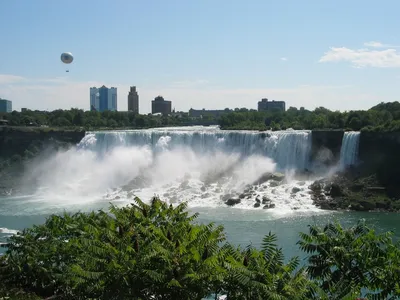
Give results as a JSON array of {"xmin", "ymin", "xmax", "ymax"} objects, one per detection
[{"xmin": 1, "ymin": 196, "xmax": 399, "ymax": 259}]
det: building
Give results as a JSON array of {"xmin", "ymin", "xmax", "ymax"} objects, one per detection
[
  {"xmin": 0, "ymin": 99, "xmax": 12, "ymax": 113},
  {"xmin": 127, "ymin": 86, "xmax": 139, "ymax": 113},
  {"xmin": 257, "ymin": 98, "xmax": 286, "ymax": 112},
  {"xmin": 171, "ymin": 110, "xmax": 188, "ymax": 118},
  {"xmin": 90, "ymin": 85, "xmax": 117, "ymax": 112},
  {"xmin": 189, "ymin": 108, "xmax": 231, "ymax": 118},
  {"xmin": 151, "ymin": 96, "xmax": 171, "ymax": 115}
]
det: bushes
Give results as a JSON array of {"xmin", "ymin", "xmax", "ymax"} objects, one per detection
[{"xmin": 1, "ymin": 197, "xmax": 400, "ymax": 299}]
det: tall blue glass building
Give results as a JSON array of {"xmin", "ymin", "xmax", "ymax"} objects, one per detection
[
  {"xmin": 89, "ymin": 85, "xmax": 117, "ymax": 112},
  {"xmin": 0, "ymin": 99, "xmax": 12, "ymax": 113}
]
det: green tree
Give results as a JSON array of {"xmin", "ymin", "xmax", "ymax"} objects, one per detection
[
  {"xmin": 1, "ymin": 201, "xmax": 400, "ymax": 299},
  {"xmin": 298, "ymin": 219, "xmax": 400, "ymax": 299}
]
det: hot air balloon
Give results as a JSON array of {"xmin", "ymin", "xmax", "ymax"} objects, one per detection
[{"xmin": 60, "ymin": 52, "xmax": 73, "ymax": 72}]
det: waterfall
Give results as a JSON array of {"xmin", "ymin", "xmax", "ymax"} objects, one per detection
[
  {"xmin": 77, "ymin": 126, "xmax": 312, "ymax": 171},
  {"xmin": 16, "ymin": 126, "xmax": 320, "ymax": 213},
  {"xmin": 339, "ymin": 131, "xmax": 360, "ymax": 168}
]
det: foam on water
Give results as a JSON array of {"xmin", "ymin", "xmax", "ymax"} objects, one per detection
[
  {"xmin": 10, "ymin": 127, "xmax": 327, "ymax": 217},
  {"xmin": 0, "ymin": 227, "xmax": 19, "ymax": 235},
  {"xmin": 0, "ymin": 227, "xmax": 19, "ymax": 247}
]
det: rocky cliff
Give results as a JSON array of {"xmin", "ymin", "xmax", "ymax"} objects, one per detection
[
  {"xmin": 358, "ymin": 131, "xmax": 400, "ymax": 197},
  {"xmin": 0, "ymin": 127, "xmax": 86, "ymax": 196},
  {"xmin": 0, "ymin": 127, "xmax": 85, "ymax": 158},
  {"xmin": 310, "ymin": 130, "xmax": 344, "ymax": 167},
  {"xmin": 309, "ymin": 130, "xmax": 400, "ymax": 211}
]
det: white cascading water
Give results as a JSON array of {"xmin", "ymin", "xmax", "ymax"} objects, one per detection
[
  {"xmin": 339, "ymin": 131, "xmax": 360, "ymax": 169},
  {"xmin": 78, "ymin": 126, "xmax": 312, "ymax": 171},
  {"xmin": 18, "ymin": 126, "xmax": 322, "ymax": 215}
]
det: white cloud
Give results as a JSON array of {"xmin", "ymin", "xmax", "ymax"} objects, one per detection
[
  {"xmin": 319, "ymin": 45, "xmax": 400, "ymax": 68},
  {"xmin": 0, "ymin": 74, "xmax": 25, "ymax": 84},
  {"xmin": 363, "ymin": 41, "xmax": 400, "ymax": 48},
  {"xmin": 0, "ymin": 74, "xmax": 383, "ymax": 113},
  {"xmin": 280, "ymin": 57, "xmax": 288, "ymax": 61},
  {"xmin": 168, "ymin": 79, "xmax": 209, "ymax": 88}
]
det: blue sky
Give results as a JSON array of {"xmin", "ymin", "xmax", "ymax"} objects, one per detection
[{"xmin": 1, "ymin": 0, "xmax": 400, "ymax": 113}]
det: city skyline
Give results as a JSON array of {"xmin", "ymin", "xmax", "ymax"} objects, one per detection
[{"xmin": 1, "ymin": 1, "xmax": 400, "ymax": 113}]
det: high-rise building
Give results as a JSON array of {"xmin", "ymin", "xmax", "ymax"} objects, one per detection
[
  {"xmin": 127, "ymin": 86, "xmax": 139, "ymax": 113},
  {"xmin": 0, "ymin": 98, "xmax": 12, "ymax": 113},
  {"xmin": 151, "ymin": 96, "xmax": 172, "ymax": 115},
  {"xmin": 257, "ymin": 98, "xmax": 286, "ymax": 112},
  {"xmin": 90, "ymin": 85, "xmax": 117, "ymax": 112}
]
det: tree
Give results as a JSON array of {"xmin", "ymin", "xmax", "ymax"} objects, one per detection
[
  {"xmin": 2, "ymin": 198, "xmax": 400, "ymax": 299},
  {"xmin": 298, "ymin": 219, "xmax": 400, "ymax": 299}
]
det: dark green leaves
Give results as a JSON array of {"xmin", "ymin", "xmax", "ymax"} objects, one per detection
[{"xmin": 1, "ymin": 199, "xmax": 400, "ymax": 299}]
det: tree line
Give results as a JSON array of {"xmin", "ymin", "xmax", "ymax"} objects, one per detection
[
  {"xmin": 0, "ymin": 101, "xmax": 400, "ymax": 131},
  {"xmin": 0, "ymin": 109, "xmax": 184, "ymax": 129},
  {"xmin": 219, "ymin": 101, "xmax": 400, "ymax": 132},
  {"xmin": 0, "ymin": 197, "xmax": 399, "ymax": 299}
]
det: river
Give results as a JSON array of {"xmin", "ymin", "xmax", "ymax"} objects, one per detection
[{"xmin": 0, "ymin": 126, "xmax": 398, "ymax": 259}]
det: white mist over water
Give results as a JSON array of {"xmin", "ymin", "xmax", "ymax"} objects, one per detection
[
  {"xmin": 10, "ymin": 126, "xmax": 326, "ymax": 216},
  {"xmin": 24, "ymin": 146, "xmax": 154, "ymax": 203},
  {"xmin": 339, "ymin": 131, "xmax": 360, "ymax": 169}
]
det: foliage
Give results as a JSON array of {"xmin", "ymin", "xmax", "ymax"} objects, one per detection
[
  {"xmin": 0, "ymin": 109, "xmax": 187, "ymax": 130},
  {"xmin": 1, "ymin": 198, "xmax": 400, "ymax": 299},
  {"xmin": 218, "ymin": 101, "xmax": 400, "ymax": 132},
  {"xmin": 1, "ymin": 101, "xmax": 400, "ymax": 132},
  {"xmin": 298, "ymin": 219, "xmax": 400, "ymax": 299}
]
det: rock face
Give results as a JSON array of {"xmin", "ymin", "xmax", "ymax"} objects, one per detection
[
  {"xmin": 358, "ymin": 131, "xmax": 400, "ymax": 198},
  {"xmin": 308, "ymin": 130, "xmax": 400, "ymax": 212},
  {"xmin": 310, "ymin": 131, "xmax": 400, "ymax": 178},
  {"xmin": 0, "ymin": 127, "xmax": 85, "ymax": 158},
  {"xmin": 0, "ymin": 127, "xmax": 86, "ymax": 196},
  {"xmin": 311, "ymin": 130, "xmax": 344, "ymax": 168},
  {"xmin": 309, "ymin": 172, "xmax": 400, "ymax": 212}
]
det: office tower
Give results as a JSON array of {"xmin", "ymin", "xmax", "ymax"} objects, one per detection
[
  {"xmin": 0, "ymin": 98, "xmax": 12, "ymax": 113},
  {"xmin": 90, "ymin": 85, "xmax": 117, "ymax": 112},
  {"xmin": 127, "ymin": 86, "xmax": 139, "ymax": 113},
  {"xmin": 151, "ymin": 96, "xmax": 172, "ymax": 115}
]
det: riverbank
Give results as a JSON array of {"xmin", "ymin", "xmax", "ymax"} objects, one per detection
[{"xmin": 309, "ymin": 171, "xmax": 400, "ymax": 212}]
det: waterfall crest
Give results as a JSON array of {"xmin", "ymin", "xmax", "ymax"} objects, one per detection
[{"xmin": 78, "ymin": 126, "xmax": 312, "ymax": 171}]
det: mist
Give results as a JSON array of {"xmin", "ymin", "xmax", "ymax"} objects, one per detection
[{"xmin": 10, "ymin": 127, "xmax": 340, "ymax": 215}]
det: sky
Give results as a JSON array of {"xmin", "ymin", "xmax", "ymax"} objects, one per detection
[{"xmin": 1, "ymin": 0, "xmax": 400, "ymax": 114}]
